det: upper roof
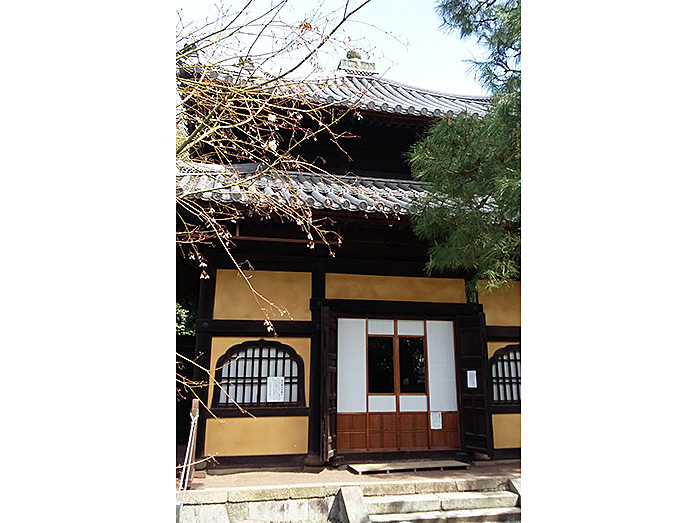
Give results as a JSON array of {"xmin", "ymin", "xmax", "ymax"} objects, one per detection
[
  {"xmin": 177, "ymin": 56, "xmax": 485, "ymax": 215},
  {"xmin": 176, "ymin": 161, "xmax": 427, "ymax": 216},
  {"xmin": 178, "ymin": 53, "xmax": 488, "ymax": 120},
  {"xmin": 302, "ymin": 73, "xmax": 489, "ymax": 119}
]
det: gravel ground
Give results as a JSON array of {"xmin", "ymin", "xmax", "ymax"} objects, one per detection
[{"xmin": 184, "ymin": 460, "xmax": 521, "ymax": 490}]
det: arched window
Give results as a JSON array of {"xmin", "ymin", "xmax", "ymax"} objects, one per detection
[
  {"xmin": 212, "ymin": 339, "xmax": 307, "ymax": 416},
  {"xmin": 490, "ymin": 345, "xmax": 521, "ymax": 408}
]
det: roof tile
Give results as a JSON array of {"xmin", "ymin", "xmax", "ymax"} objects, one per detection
[
  {"xmin": 301, "ymin": 73, "xmax": 489, "ymax": 118},
  {"xmin": 177, "ymin": 161, "xmax": 427, "ymax": 215}
]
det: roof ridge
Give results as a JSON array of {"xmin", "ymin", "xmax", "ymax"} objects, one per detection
[{"xmin": 177, "ymin": 161, "xmax": 427, "ymax": 187}]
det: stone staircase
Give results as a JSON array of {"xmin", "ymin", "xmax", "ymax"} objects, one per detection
[
  {"xmin": 176, "ymin": 474, "xmax": 521, "ymax": 523},
  {"xmin": 333, "ymin": 476, "xmax": 521, "ymax": 523}
]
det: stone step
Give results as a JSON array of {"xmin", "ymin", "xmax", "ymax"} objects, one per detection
[
  {"xmin": 369, "ymin": 506, "xmax": 521, "ymax": 522},
  {"xmin": 366, "ymin": 491, "xmax": 519, "ymax": 514},
  {"xmin": 359, "ymin": 475, "xmax": 513, "ymax": 497}
]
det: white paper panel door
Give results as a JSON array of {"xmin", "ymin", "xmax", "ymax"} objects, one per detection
[
  {"xmin": 337, "ymin": 318, "xmax": 367, "ymax": 413},
  {"xmin": 368, "ymin": 395, "xmax": 397, "ymax": 412},
  {"xmin": 400, "ymin": 395, "xmax": 429, "ymax": 412},
  {"xmin": 426, "ymin": 320, "xmax": 458, "ymax": 412}
]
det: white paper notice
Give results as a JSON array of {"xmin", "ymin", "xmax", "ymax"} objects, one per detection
[
  {"xmin": 430, "ymin": 411, "xmax": 442, "ymax": 430},
  {"xmin": 266, "ymin": 376, "xmax": 285, "ymax": 402},
  {"xmin": 467, "ymin": 370, "xmax": 477, "ymax": 389}
]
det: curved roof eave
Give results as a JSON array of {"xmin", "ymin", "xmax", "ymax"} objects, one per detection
[
  {"xmin": 176, "ymin": 161, "xmax": 429, "ymax": 216},
  {"xmin": 296, "ymin": 71, "xmax": 490, "ymax": 118}
]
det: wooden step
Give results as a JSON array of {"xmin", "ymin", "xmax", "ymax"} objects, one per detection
[{"xmin": 349, "ymin": 460, "xmax": 470, "ymax": 475}]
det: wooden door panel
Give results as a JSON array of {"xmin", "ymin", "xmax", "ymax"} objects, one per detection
[
  {"xmin": 456, "ymin": 313, "xmax": 493, "ymax": 456},
  {"xmin": 367, "ymin": 412, "xmax": 398, "ymax": 450}
]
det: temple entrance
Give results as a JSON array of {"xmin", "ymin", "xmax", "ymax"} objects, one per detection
[{"xmin": 335, "ymin": 318, "xmax": 460, "ymax": 452}]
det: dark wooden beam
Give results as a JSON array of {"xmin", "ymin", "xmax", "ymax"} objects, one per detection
[
  {"xmin": 210, "ymin": 407, "xmax": 310, "ymax": 418},
  {"xmin": 485, "ymin": 325, "xmax": 521, "ymax": 342},
  {"xmin": 310, "ymin": 298, "xmax": 481, "ymax": 318},
  {"xmin": 195, "ymin": 319, "xmax": 317, "ymax": 336}
]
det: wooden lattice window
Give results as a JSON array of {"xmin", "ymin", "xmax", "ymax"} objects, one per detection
[
  {"xmin": 212, "ymin": 339, "xmax": 306, "ymax": 416},
  {"xmin": 490, "ymin": 345, "xmax": 521, "ymax": 407}
]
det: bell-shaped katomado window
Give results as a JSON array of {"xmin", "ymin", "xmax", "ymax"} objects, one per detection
[{"xmin": 212, "ymin": 339, "xmax": 306, "ymax": 415}]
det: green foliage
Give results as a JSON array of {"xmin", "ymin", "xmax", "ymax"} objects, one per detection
[
  {"xmin": 176, "ymin": 299, "xmax": 198, "ymax": 336},
  {"xmin": 409, "ymin": 0, "xmax": 521, "ymax": 301},
  {"xmin": 437, "ymin": 0, "xmax": 520, "ymax": 94},
  {"xmin": 409, "ymin": 108, "xmax": 520, "ymax": 290}
]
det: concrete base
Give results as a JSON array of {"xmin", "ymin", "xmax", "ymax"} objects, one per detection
[{"xmin": 472, "ymin": 458, "xmax": 521, "ymax": 466}]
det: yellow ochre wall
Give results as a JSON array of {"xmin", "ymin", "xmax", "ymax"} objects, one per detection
[
  {"xmin": 213, "ymin": 270, "xmax": 312, "ymax": 321},
  {"xmin": 206, "ymin": 417, "xmax": 309, "ymax": 457},
  {"xmin": 487, "ymin": 341, "xmax": 515, "ymax": 360},
  {"xmin": 205, "ymin": 337, "xmax": 311, "ymax": 457},
  {"xmin": 479, "ymin": 281, "xmax": 520, "ymax": 326},
  {"xmin": 492, "ymin": 414, "xmax": 521, "ymax": 449},
  {"xmin": 326, "ymin": 274, "xmax": 467, "ymax": 303},
  {"xmin": 478, "ymin": 281, "xmax": 521, "ymax": 326},
  {"xmin": 480, "ymin": 282, "xmax": 521, "ymax": 451},
  {"xmin": 487, "ymin": 342, "xmax": 521, "ymax": 450}
]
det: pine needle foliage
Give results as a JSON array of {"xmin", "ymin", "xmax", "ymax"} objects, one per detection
[
  {"xmin": 437, "ymin": 0, "xmax": 520, "ymax": 94},
  {"xmin": 409, "ymin": 0, "xmax": 520, "ymax": 302}
]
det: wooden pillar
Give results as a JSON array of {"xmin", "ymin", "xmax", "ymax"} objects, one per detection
[
  {"xmin": 304, "ymin": 263, "xmax": 326, "ymax": 466},
  {"xmin": 193, "ymin": 264, "xmax": 216, "ymax": 462}
]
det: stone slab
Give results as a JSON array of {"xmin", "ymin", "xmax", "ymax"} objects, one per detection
[
  {"xmin": 289, "ymin": 484, "xmax": 329, "ymax": 499},
  {"xmin": 227, "ymin": 485, "xmax": 291, "ymax": 502},
  {"xmin": 177, "ymin": 488, "xmax": 228, "ymax": 504},
  {"xmin": 226, "ymin": 501, "xmax": 249, "ymax": 521},
  {"xmin": 365, "ymin": 493, "xmax": 441, "ymax": 514},
  {"xmin": 369, "ymin": 507, "xmax": 521, "ymax": 522},
  {"xmin": 179, "ymin": 503, "xmax": 231, "ymax": 523},
  {"xmin": 329, "ymin": 486, "xmax": 370, "ymax": 523},
  {"xmin": 248, "ymin": 498, "xmax": 310, "ymax": 521},
  {"xmin": 361, "ymin": 481, "xmax": 416, "ymax": 497},
  {"xmin": 413, "ymin": 479, "xmax": 460, "ymax": 494},
  {"xmin": 437, "ymin": 490, "xmax": 519, "ymax": 511},
  {"xmin": 455, "ymin": 476, "xmax": 510, "ymax": 492},
  {"xmin": 508, "ymin": 478, "xmax": 521, "ymax": 507}
]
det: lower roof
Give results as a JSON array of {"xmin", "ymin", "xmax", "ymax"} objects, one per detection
[{"xmin": 176, "ymin": 161, "xmax": 427, "ymax": 216}]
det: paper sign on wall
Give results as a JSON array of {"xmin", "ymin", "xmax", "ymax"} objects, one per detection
[
  {"xmin": 430, "ymin": 411, "xmax": 442, "ymax": 430},
  {"xmin": 266, "ymin": 376, "xmax": 285, "ymax": 402},
  {"xmin": 467, "ymin": 370, "xmax": 477, "ymax": 389}
]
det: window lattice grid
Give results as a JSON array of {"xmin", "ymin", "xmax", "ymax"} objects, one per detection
[
  {"xmin": 491, "ymin": 348, "xmax": 521, "ymax": 404},
  {"xmin": 217, "ymin": 345, "xmax": 301, "ymax": 408}
]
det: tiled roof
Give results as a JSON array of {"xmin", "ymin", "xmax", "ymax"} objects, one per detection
[
  {"xmin": 179, "ymin": 53, "xmax": 489, "ymax": 119},
  {"xmin": 176, "ymin": 161, "xmax": 426, "ymax": 215},
  {"xmin": 303, "ymin": 73, "xmax": 490, "ymax": 118}
]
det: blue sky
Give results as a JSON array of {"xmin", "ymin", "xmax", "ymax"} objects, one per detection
[{"xmin": 176, "ymin": 0, "xmax": 488, "ymax": 96}]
